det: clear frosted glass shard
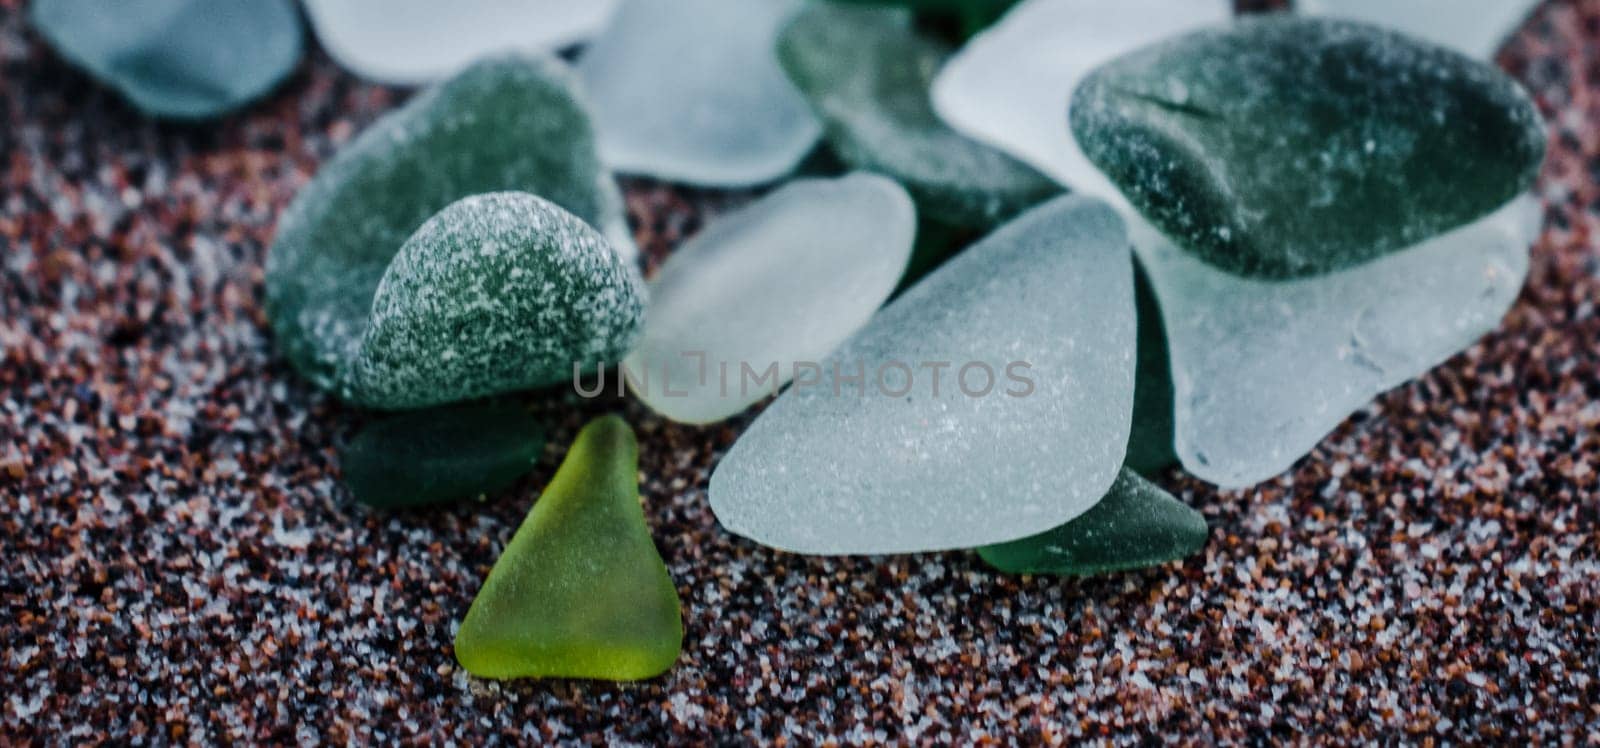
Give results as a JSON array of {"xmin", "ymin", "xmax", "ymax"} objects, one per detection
[
  {"xmin": 1298, "ymin": 0, "xmax": 1541, "ymax": 59},
  {"xmin": 29, "ymin": 0, "xmax": 303, "ymax": 119},
  {"xmin": 709, "ymin": 195, "xmax": 1136, "ymax": 555},
  {"xmin": 1133, "ymin": 195, "xmax": 1538, "ymax": 488},
  {"xmin": 626, "ymin": 174, "xmax": 915, "ymax": 424},
  {"xmin": 578, "ymin": 0, "xmax": 821, "ymax": 187},
  {"xmin": 930, "ymin": 0, "xmax": 1230, "ymax": 199},
  {"xmin": 302, "ymin": 0, "xmax": 620, "ymax": 85}
]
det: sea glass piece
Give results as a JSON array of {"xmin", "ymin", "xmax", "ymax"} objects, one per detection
[
  {"xmin": 1125, "ymin": 261, "xmax": 1176, "ymax": 474},
  {"xmin": 30, "ymin": 0, "xmax": 303, "ymax": 119},
  {"xmin": 1298, "ymin": 0, "xmax": 1540, "ymax": 59},
  {"xmin": 833, "ymin": 0, "xmax": 1024, "ymax": 37},
  {"xmin": 709, "ymin": 195, "xmax": 1135, "ymax": 554},
  {"xmin": 931, "ymin": 0, "xmax": 1230, "ymax": 200},
  {"xmin": 626, "ymin": 174, "xmax": 915, "ymax": 424},
  {"xmin": 578, "ymin": 0, "xmax": 821, "ymax": 186},
  {"xmin": 455, "ymin": 415, "xmax": 682, "ymax": 681},
  {"xmin": 1071, "ymin": 16, "xmax": 1547, "ymax": 278},
  {"xmin": 896, "ymin": 218, "xmax": 977, "ymax": 292},
  {"xmin": 346, "ymin": 193, "xmax": 644, "ymax": 410},
  {"xmin": 978, "ymin": 468, "xmax": 1207, "ymax": 576},
  {"xmin": 265, "ymin": 56, "xmax": 637, "ymax": 407},
  {"xmin": 302, "ymin": 0, "xmax": 620, "ymax": 85},
  {"xmin": 778, "ymin": 2, "xmax": 1060, "ymax": 229},
  {"xmin": 1132, "ymin": 196, "xmax": 1539, "ymax": 488},
  {"xmin": 342, "ymin": 403, "xmax": 546, "ymax": 509}
]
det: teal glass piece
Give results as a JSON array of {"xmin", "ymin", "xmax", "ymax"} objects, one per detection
[
  {"xmin": 344, "ymin": 193, "xmax": 644, "ymax": 410},
  {"xmin": 342, "ymin": 403, "xmax": 546, "ymax": 509},
  {"xmin": 1072, "ymin": 16, "xmax": 1545, "ymax": 279},
  {"xmin": 264, "ymin": 56, "xmax": 638, "ymax": 408},
  {"xmin": 978, "ymin": 468, "xmax": 1207, "ymax": 576},
  {"xmin": 30, "ymin": 0, "xmax": 303, "ymax": 119},
  {"xmin": 778, "ymin": 2, "xmax": 1061, "ymax": 230},
  {"xmin": 709, "ymin": 196, "xmax": 1136, "ymax": 554},
  {"xmin": 1124, "ymin": 261, "xmax": 1177, "ymax": 475}
]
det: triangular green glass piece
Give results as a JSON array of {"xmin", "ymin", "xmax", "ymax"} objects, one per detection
[
  {"xmin": 978, "ymin": 468, "xmax": 1207, "ymax": 576},
  {"xmin": 454, "ymin": 415, "xmax": 682, "ymax": 681}
]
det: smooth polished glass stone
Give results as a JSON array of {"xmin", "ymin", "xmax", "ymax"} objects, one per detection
[
  {"xmin": 1071, "ymin": 16, "xmax": 1546, "ymax": 279},
  {"xmin": 709, "ymin": 195, "xmax": 1135, "ymax": 554},
  {"xmin": 1131, "ymin": 195, "xmax": 1539, "ymax": 488},
  {"xmin": 455, "ymin": 415, "xmax": 682, "ymax": 681},
  {"xmin": 931, "ymin": 0, "xmax": 1230, "ymax": 200},
  {"xmin": 265, "ymin": 56, "xmax": 637, "ymax": 407},
  {"xmin": 778, "ymin": 2, "xmax": 1060, "ymax": 230},
  {"xmin": 578, "ymin": 0, "xmax": 821, "ymax": 186},
  {"xmin": 626, "ymin": 174, "xmax": 915, "ymax": 424},
  {"xmin": 346, "ymin": 193, "xmax": 644, "ymax": 410},
  {"xmin": 342, "ymin": 403, "xmax": 545, "ymax": 509},
  {"xmin": 1298, "ymin": 0, "xmax": 1541, "ymax": 59},
  {"xmin": 302, "ymin": 0, "xmax": 620, "ymax": 85},
  {"xmin": 978, "ymin": 468, "xmax": 1206, "ymax": 576},
  {"xmin": 30, "ymin": 0, "xmax": 303, "ymax": 119}
]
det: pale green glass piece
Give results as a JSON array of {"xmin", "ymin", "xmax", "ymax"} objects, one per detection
[
  {"xmin": 578, "ymin": 0, "xmax": 821, "ymax": 186},
  {"xmin": 30, "ymin": 0, "xmax": 303, "ymax": 119},
  {"xmin": 626, "ymin": 174, "xmax": 915, "ymax": 424},
  {"xmin": 1129, "ymin": 197, "xmax": 1538, "ymax": 488},
  {"xmin": 302, "ymin": 0, "xmax": 621, "ymax": 85},
  {"xmin": 709, "ymin": 195, "xmax": 1136, "ymax": 554},
  {"xmin": 1298, "ymin": 0, "xmax": 1540, "ymax": 59}
]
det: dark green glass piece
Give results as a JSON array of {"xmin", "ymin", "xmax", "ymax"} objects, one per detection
[
  {"xmin": 264, "ymin": 55, "xmax": 633, "ymax": 407},
  {"xmin": 1072, "ymin": 16, "xmax": 1545, "ymax": 279},
  {"xmin": 778, "ymin": 2, "xmax": 1061, "ymax": 230},
  {"xmin": 895, "ymin": 218, "xmax": 977, "ymax": 294},
  {"xmin": 978, "ymin": 469, "xmax": 1207, "ymax": 576},
  {"xmin": 342, "ymin": 403, "xmax": 545, "ymax": 509},
  {"xmin": 832, "ymin": 0, "xmax": 1023, "ymax": 38},
  {"xmin": 1124, "ymin": 260, "xmax": 1176, "ymax": 474}
]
